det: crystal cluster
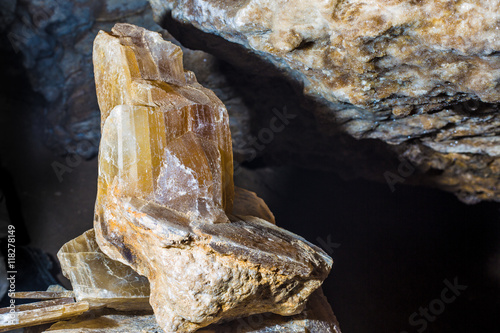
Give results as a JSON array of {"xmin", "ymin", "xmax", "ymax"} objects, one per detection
[{"xmin": 91, "ymin": 23, "xmax": 333, "ymax": 332}]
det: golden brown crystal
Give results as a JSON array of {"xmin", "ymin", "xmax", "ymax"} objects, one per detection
[
  {"xmin": 0, "ymin": 298, "xmax": 89, "ymax": 332},
  {"xmin": 93, "ymin": 23, "xmax": 234, "ymax": 225}
]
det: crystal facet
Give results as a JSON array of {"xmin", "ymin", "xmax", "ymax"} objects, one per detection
[{"xmin": 57, "ymin": 229, "xmax": 150, "ymax": 311}]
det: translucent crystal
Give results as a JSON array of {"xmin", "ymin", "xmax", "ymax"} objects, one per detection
[
  {"xmin": 93, "ymin": 23, "xmax": 234, "ymax": 225},
  {"xmin": 0, "ymin": 298, "xmax": 89, "ymax": 331},
  {"xmin": 57, "ymin": 229, "xmax": 150, "ymax": 311}
]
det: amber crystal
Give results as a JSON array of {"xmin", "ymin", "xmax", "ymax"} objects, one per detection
[{"xmin": 93, "ymin": 23, "xmax": 234, "ymax": 225}]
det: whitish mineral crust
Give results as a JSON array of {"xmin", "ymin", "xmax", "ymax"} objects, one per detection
[
  {"xmin": 93, "ymin": 23, "xmax": 332, "ymax": 332},
  {"xmin": 149, "ymin": 0, "xmax": 500, "ymax": 203}
]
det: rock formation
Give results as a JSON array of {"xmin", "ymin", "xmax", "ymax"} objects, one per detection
[
  {"xmin": 53, "ymin": 220, "xmax": 340, "ymax": 332},
  {"xmin": 93, "ymin": 23, "xmax": 332, "ymax": 332},
  {"xmin": 7, "ymin": 0, "xmax": 499, "ymax": 202},
  {"xmin": 57, "ymin": 188, "xmax": 274, "ymax": 313},
  {"xmin": 149, "ymin": 0, "xmax": 500, "ymax": 203}
]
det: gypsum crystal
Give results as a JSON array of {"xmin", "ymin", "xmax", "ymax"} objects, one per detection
[{"xmin": 93, "ymin": 23, "xmax": 332, "ymax": 332}]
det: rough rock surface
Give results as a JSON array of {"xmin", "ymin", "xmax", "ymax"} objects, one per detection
[
  {"xmin": 93, "ymin": 23, "xmax": 332, "ymax": 332},
  {"xmin": 97, "ymin": 195, "xmax": 331, "ymax": 332},
  {"xmin": 56, "ymin": 186, "xmax": 273, "ymax": 313},
  {"xmin": 150, "ymin": 0, "xmax": 500, "ymax": 203},
  {"xmin": 153, "ymin": 0, "xmax": 500, "ymax": 106},
  {"xmin": 53, "ymin": 223, "xmax": 340, "ymax": 332},
  {"xmin": 44, "ymin": 288, "xmax": 341, "ymax": 333}
]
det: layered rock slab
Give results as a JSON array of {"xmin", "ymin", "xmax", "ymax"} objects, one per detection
[
  {"xmin": 57, "ymin": 229, "xmax": 150, "ymax": 311},
  {"xmin": 93, "ymin": 23, "xmax": 332, "ymax": 332},
  {"xmin": 149, "ymin": 0, "xmax": 500, "ymax": 203}
]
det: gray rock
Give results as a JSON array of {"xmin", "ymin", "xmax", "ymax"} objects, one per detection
[{"xmin": 5, "ymin": 0, "xmax": 158, "ymax": 158}]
